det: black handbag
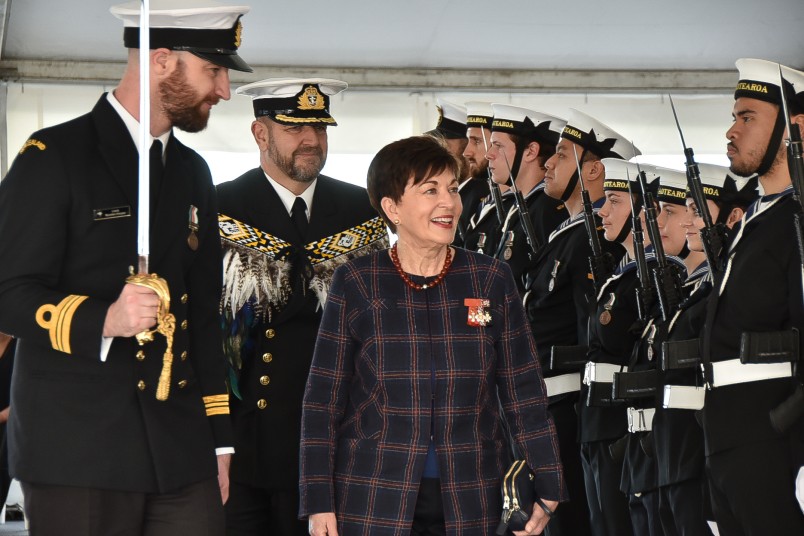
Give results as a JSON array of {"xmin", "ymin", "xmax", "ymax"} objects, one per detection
[{"xmin": 495, "ymin": 394, "xmax": 554, "ymax": 535}]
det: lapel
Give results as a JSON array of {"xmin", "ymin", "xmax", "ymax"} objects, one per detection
[
  {"xmin": 92, "ymin": 96, "xmax": 138, "ymax": 208},
  {"xmin": 242, "ymin": 170, "xmax": 300, "ymax": 243},
  {"xmin": 150, "ymin": 136, "xmax": 192, "ymax": 269},
  {"xmin": 307, "ymin": 176, "xmax": 338, "ymax": 241}
]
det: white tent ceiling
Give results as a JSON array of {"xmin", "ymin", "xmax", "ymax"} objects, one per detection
[{"xmin": 0, "ymin": 0, "xmax": 801, "ymax": 182}]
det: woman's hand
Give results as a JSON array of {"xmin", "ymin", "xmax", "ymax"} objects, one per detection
[
  {"xmin": 308, "ymin": 512, "xmax": 338, "ymax": 536},
  {"xmin": 512, "ymin": 499, "xmax": 558, "ymax": 536}
]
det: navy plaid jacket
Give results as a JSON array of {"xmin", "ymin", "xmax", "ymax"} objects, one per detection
[{"xmin": 299, "ymin": 248, "xmax": 565, "ymax": 535}]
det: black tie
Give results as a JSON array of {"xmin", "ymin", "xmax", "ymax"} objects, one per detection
[
  {"xmin": 150, "ymin": 140, "xmax": 164, "ymax": 204},
  {"xmin": 291, "ymin": 197, "xmax": 308, "ymax": 239}
]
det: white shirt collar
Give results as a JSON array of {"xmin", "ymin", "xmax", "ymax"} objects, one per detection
[
  {"xmin": 106, "ymin": 91, "xmax": 170, "ymax": 157},
  {"xmin": 262, "ymin": 171, "xmax": 317, "ymax": 218}
]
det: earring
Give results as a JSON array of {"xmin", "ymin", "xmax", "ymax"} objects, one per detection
[{"xmin": 393, "ymin": 219, "xmax": 400, "ymax": 225}]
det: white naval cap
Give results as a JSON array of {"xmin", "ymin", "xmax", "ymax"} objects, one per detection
[
  {"xmin": 490, "ymin": 104, "xmax": 566, "ymax": 147},
  {"xmin": 433, "ymin": 99, "xmax": 467, "ymax": 139},
  {"xmin": 236, "ymin": 78, "xmax": 348, "ymax": 125},
  {"xmin": 111, "ymin": 0, "xmax": 252, "ymax": 72},
  {"xmin": 654, "ymin": 166, "xmax": 689, "ymax": 205},
  {"xmin": 601, "ymin": 158, "xmax": 659, "ymax": 194},
  {"xmin": 696, "ymin": 163, "xmax": 757, "ymax": 204},
  {"xmin": 465, "ymin": 101, "xmax": 494, "ymax": 130},
  {"xmin": 562, "ymin": 109, "xmax": 641, "ymax": 161},
  {"xmin": 735, "ymin": 58, "xmax": 804, "ymax": 113}
]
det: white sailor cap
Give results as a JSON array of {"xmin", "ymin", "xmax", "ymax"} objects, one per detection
[
  {"xmin": 490, "ymin": 104, "xmax": 566, "ymax": 147},
  {"xmin": 236, "ymin": 78, "xmax": 348, "ymax": 125},
  {"xmin": 111, "ymin": 0, "xmax": 252, "ymax": 72},
  {"xmin": 562, "ymin": 109, "xmax": 640, "ymax": 160},
  {"xmin": 602, "ymin": 159, "xmax": 659, "ymax": 195},
  {"xmin": 432, "ymin": 99, "xmax": 467, "ymax": 139},
  {"xmin": 654, "ymin": 167, "xmax": 689, "ymax": 205},
  {"xmin": 735, "ymin": 58, "xmax": 804, "ymax": 114},
  {"xmin": 465, "ymin": 101, "xmax": 494, "ymax": 130},
  {"xmin": 695, "ymin": 163, "xmax": 758, "ymax": 205}
]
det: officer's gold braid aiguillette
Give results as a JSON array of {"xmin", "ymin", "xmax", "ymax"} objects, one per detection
[{"xmin": 126, "ymin": 273, "xmax": 176, "ymax": 401}]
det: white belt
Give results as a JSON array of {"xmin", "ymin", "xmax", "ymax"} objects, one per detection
[
  {"xmin": 662, "ymin": 385, "xmax": 705, "ymax": 410},
  {"xmin": 544, "ymin": 373, "xmax": 581, "ymax": 397},
  {"xmin": 710, "ymin": 359, "xmax": 793, "ymax": 388},
  {"xmin": 583, "ymin": 362, "xmax": 627, "ymax": 385},
  {"xmin": 627, "ymin": 407, "xmax": 655, "ymax": 433}
]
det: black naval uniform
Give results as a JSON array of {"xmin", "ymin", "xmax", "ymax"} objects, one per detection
[
  {"xmin": 462, "ymin": 190, "xmax": 514, "ymax": 256},
  {"xmin": 702, "ymin": 191, "xmax": 804, "ymax": 535},
  {"xmin": 615, "ymin": 251, "xmax": 686, "ymax": 536},
  {"xmin": 494, "ymin": 182, "xmax": 566, "ymax": 294},
  {"xmin": 652, "ymin": 263, "xmax": 714, "ymax": 536},
  {"xmin": 0, "ymin": 95, "xmax": 232, "ymax": 532},
  {"xmin": 524, "ymin": 202, "xmax": 623, "ymax": 536},
  {"xmin": 217, "ymin": 169, "xmax": 388, "ymax": 535},
  {"xmin": 454, "ymin": 175, "xmax": 490, "ymax": 248},
  {"xmin": 580, "ymin": 257, "xmax": 649, "ymax": 536}
]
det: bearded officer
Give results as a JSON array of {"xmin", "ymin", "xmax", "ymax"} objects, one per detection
[{"xmin": 216, "ymin": 78, "xmax": 389, "ymax": 535}]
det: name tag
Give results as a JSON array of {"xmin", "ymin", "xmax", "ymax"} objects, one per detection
[{"xmin": 93, "ymin": 206, "xmax": 131, "ymax": 221}]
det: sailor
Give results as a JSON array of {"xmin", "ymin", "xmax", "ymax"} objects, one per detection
[
  {"xmin": 426, "ymin": 98, "xmax": 471, "ymax": 182},
  {"xmin": 702, "ymin": 58, "xmax": 804, "ymax": 534},
  {"xmin": 454, "ymin": 101, "xmax": 493, "ymax": 247},
  {"xmin": 523, "ymin": 109, "xmax": 632, "ymax": 536},
  {"xmin": 216, "ymin": 78, "xmax": 389, "ymax": 535},
  {"xmin": 485, "ymin": 103, "xmax": 567, "ymax": 294},
  {"xmin": 653, "ymin": 164, "xmax": 756, "ymax": 536}
]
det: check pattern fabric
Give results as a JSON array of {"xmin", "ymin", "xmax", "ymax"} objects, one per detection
[{"xmin": 299, "ymin": 248, "xmax": 564, "ymax": 535}]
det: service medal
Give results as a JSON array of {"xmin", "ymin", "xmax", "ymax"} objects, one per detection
[
  {"xmin": 599, "ymin": 310, "xmax": 612, "ymax": 325},
  {"xmin": 548, "ymin": 260, "xmax": 561, "ymax": 292},
  {"xmin": 465, "ymin": 298, "xmax": 492, "ymax": 327},
  {"xmin": 503, "ymin": 246, "xmax": 512, "ymax": 261}
]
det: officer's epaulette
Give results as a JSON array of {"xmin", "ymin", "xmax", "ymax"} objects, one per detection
[{"xmin": 19, "ymin": 138, "xmax": 46, "ymax": 154}]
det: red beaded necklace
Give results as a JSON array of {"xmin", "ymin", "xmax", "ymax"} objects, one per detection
[{"xmin": 389, "ymin": 244, "xmax": 453, "ymax": 291}]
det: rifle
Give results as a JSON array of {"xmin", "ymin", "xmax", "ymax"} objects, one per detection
[
  {"xmin": 626, "ymin": 170, "xmax": 653, "ymax": 321},
  {"xmin": 500, "ymin": 148, "xmax": 541, "ymax": 259},
  {"xmin": 572, "ymin": 145, "xmax": 616, "ymax": 293},
  {"xmin": 669, "ymin": 95, "xmax": 729, "ymax": 274},
  {"xmin": 634, "ymin": 160, "xmax": 685, "ymax": 322},
  {"xmin": 480, "ymin": 126, "xmax": 507, "ymax": 226},
  {"xmin": 769, "ymin": 64, "xmax": 804, "ymax": 433}
]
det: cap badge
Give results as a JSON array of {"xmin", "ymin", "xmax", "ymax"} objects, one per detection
[
  {"xmin": 298, "ymin": 85, "xmax": 326, "ymax": 111},
  {"xmin": 234, "ymin": 20, "xmax": 243, "ymax": 48},
  {"xmin": 436, "ymin": 106, "xmax": 444, "ymax": 127}
]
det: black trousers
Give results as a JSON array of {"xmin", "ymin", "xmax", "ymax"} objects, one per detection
[
  {"xmin": 21, "ymin": 477, "xmax": 224, "ymax": 536},
  {"xmin": 658, "ymin": 478, "xmax": 714, "ymax": 536},
  {"xmin": 411, "ymin": 478, "xmax": 445, "ymax": 536},
  {"xmin": 627, "ymin": 489, "xmax": 663, "ymax": 536},
  {"xmin": 580, "ymin": 440, "xmax": 634, "ymax": 536},
  {"xmin": 707, "ymin": 439, "xmax": 804, "ymax": 536},
  {"xmin": 544, "ymin": 399, "xmax": 592, "ymax": 536},
  {"xmin": 225, "ymin": 482, "xmax": 308, "ymax": 536}
]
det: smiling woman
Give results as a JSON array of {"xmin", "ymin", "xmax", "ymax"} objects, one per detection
[{"xmin": 299, "ymin": 136, "xmax": 565, "ymax": 536}]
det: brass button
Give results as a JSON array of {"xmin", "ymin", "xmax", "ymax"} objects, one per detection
[
  {"xmin": 181, "ymin": 351, "xmax": 188, "ymax": 361},
  {"xmin": 181, "ymin": 320, "xmax": 188, "ymax": 330},
  {"xmin": 137, "ymin": 380, "xmax": 145, "ymax": 391},
  {"xmin": 265, "ymin": 328, "xmax": 275, "ymax": 339},
  {"xmin": 262, "ymin": 353, "xmax": 273, "ymax": 363},
  {"xmin": 257, "ymin": 399, "xmax": 267, "ymax": 410},
  {"xmin": 136, "ymin": 350, "xmax": 145, "ymax": 361},
  {"xmin": 259, "ymin": 375, "xmax": 270, "ymax": 386},
  {"xmin": 180, "ymin": 293, "xmax": 188, "ymax": 304},
  {"xmin": 178, "ymin": 380, "xmax": 188, "ymax": 388}
]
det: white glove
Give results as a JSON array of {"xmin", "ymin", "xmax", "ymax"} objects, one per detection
[{"xmin": 796, "ymin": 466, "xmax": 804, "ymax": 514}]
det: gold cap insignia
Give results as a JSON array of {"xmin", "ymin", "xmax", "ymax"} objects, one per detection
[
  {"xmin": 436, "ymin": 106, "xmax": 444, "ymax": 127},
  {"xmin": 298, "ymin": 85, "xmax": 326, "ymax": 111},
  {"xmin": 234, "ymin": 20, "xmax": 243, "ymax": 48}
]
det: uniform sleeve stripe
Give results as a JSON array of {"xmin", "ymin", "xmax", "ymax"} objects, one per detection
[
  {"xmin": 203, "ymin": 394, "xmax": 229, "ymax": 405},
  {"xmin": 35, "ymin": 294, "xmax": 89, "ymax": 354},
  {"xmin": 206, "ymin": 407, "xmax": 230, "ymax": 416}
]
